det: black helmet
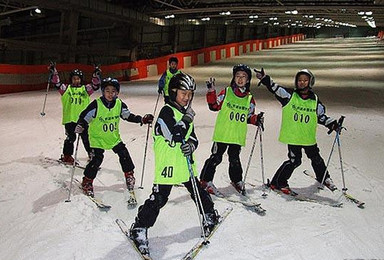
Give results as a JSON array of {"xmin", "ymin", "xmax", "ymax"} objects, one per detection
[
  {"xmin": 231, "ymin": 64, "xmax": 252, "ymax": 90},
  {"xmin": 101, "ymin": 77, "xmax": 120, "ymax": 93},
  {"xmin": 295, "ymin": 69, "xmax": 315, "ymax": 89},
  {"xmin": 70, "ymin": 69, "xmax": 83, "ymax": 82},
  {"xmin": 169, "ymin": 56, "xmax": 179, "ymax": 64},
  {"xmin": 168, "ymin": 72, "xmax": 196, "ymax": 102}
]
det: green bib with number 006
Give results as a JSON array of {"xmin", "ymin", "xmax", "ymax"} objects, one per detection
[
  {"xmin": 279, "ymin": 92, "xmax": 318, "ymax": 146},
  {"xmin": 61, "ymin": 85, "xmax": 90, "ymax": 124},
  {"xmin": 153, "ymin": 105, "xmax": 196, "ymax": 185},
  {"xmin": 89, "ymin": 98, "xmax": 122, "ymax": 150},
  {"xmin": 212, "ymin": 87, "xmax": 252, "ymax": 147}
]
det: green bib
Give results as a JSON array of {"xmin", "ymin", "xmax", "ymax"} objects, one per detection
[
  {"xmin": 153, "ymin": 105, "xmax": 197, "ymax": 185},
  {"xmin": 164, "ymin": 70, "xmax": 181, "ymax": 97},
  {"xmin": 279, "ymin": 92, "xmax": 318, "ymax": 146},
  {"xmin": 89, "ymin": 98, "xmax": 122, "ymax": 150},
  {"xmin": 61, "ymin": 85, "xmax": 90, "ymax": 124},
  {"xmin": 212, "ymin": 87, "xmax": 252, "ymax": 146}
]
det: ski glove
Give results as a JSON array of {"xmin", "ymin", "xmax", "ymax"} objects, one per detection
[
  {"xmin": 206, "ymin": 77, "xmax": 215, "ymax": 92},
  {"xmin": 254, "ymin": 68, "xmax": 265, "ymax": 86},
  {"xmin": 74, "ymin": 124, "xmax": 84, "ymax": 134},
  {"xmin": 141, "ymin": 114, "xmax": 154, "ymax": 125},
  {"xmin": 326, "ymin": 120, "xmax": 339, "ymax": 133},
  {"xmin": 250, "ymin": 113, "xmax": 264, "ymax": 126},
  {"xmin": 158, "ymin": 87, "xmax": 163, "ymax": 94},
  {"xmin": 180, "ymin": 141, "xmax": 195, "ymax": 157},
  {"xmin": 182, "ymin": 106, "xmax": 195, "ymax": 123}
]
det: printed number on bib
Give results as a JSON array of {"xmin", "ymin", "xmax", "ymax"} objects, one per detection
[
  {"xmin": 70, "ymin": 97, "xmax": 83, "ymax": 105},
  {"xmin": 161, "ymin": 166, "xmax": 174, "ymax": 178},
  {"xmin": 229, "ymin": 112, "xmax": 246, "ymax": 122},
  {"xmin": 294, "ymin": 113, "xmax": 310, "ymax": 123},
  {"xmin": 102, "ymin": 122, "xmax": 118, "ymax": 132}
]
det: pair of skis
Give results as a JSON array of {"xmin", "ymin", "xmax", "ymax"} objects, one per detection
[{"xmin": 116, "ymin": 207, "xmax": 233, "ymax": 260}]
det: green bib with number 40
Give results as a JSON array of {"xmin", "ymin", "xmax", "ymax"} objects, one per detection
[
  {"xmin": 212, "ymin": 87, "xmax": 252, "ymax": 146},
  {"xmin": 89, "ymin": 98, "xmax": 122, "ymax": 150},
  {"xmin": 279, "ymin": 92, "xmax": 318, "ymax": 146},
  {"xmin": 153, "ymin": 105, "xmax": 196, "ymax": 185}
]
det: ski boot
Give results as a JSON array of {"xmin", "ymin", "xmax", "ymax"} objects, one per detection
[
  {"xmin": 324, "ymin": 177, "xmax": 337, "ymax": 191},
  {"xmin": 203, "ymin": 210, "xmax": 219, "ymax": 236},
  {"xmin": 231, "ymin": 180, "xmax": 246, "ymax": 195},
  {"xmin": 125, "ymin": 171, "xmax": 135, "ymax": 191},
  {"xmin": 200, "ymin": 180, "xmax": 221, "ymax": 196},
  {"xmin": 60, "ymin": 154, "xmax": 74, "ymax": 165},
  {"xmin": 130, "ymin": 224, "xmax": 150, "ymax": 257},
  {"xmin": 81, "ymin": 176, "xmax": 94, "ymax": 197}
]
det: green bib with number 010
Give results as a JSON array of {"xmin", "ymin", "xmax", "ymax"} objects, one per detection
[
  {"xmin": 89, "ymin": 98, "xmax": 122, "ymax": 150},
  {"xmin": 153, "ymin": 105, "xmax": 196, "ymax": 185},
  {"xmin": 279, "ymin": 92, "xmax": 318, "ymax": 146},
  {"xmin": 61, "ymin": 85, "xmax": 90, "ymax": 124},
  {"xmin": 212, "ymin": 87, "xmax": 252, "ymax": 146}
]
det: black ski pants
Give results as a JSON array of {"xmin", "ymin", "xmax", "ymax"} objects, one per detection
[
  {"xmin": 84, "ymin": 142, "xmax": 135, "ymax": 179},
  {"xmin": 63, "ymin": 122, "xmax": 91, "ymax": 156},
  {"xmin": 200, "ymin": 142, "xmax": 243, "ymax": 184},
  {"xmin": 270, "ymin": 144, "xmax": 330, "ymax": 188},
  {"xmin": 134, "ymin": 179, "xmax": 215, "ymax": 228}
]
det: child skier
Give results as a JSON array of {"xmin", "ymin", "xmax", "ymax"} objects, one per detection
[
  {"xmin": 130, "ymin": 72, "xmax": 218, "ymax": 257},
  {"xmin": 50, "ymin": 63, "xmax": 101, "ymax": 164},
  {"xmin": 254, "ymin": 68, "xmax": 339, "ymax": 194},
  {"xmin": 199, "ymin": 64, "xmax": 264, "ymax": 195},
  {"xmin": 74, "ymin": 77, "xmax": 154, "ymax": 197},
  {"xmin": 157, "ymin": 56, "xmax": 181, "ymax": 103}
]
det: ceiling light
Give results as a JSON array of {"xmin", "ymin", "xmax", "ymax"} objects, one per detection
[
  {"xmin": 292, "ymin": 10, "xmax": 298, "ymax": 15},
  {"xmin": 365, "ymin": 11, "xmax": 372, "ymax": 15},
  {"xmin": 165, "ymin": 14, "xmax": 175, "ymax": 19},
  {"xmin": 358, "ymin": 11, "xmax": 365, "ymax": 15},
  {"xmin": 201, "ymin": 17, "xmax": 210, "ymax": 21},
  {"xmin": 34, "ymin": 8, "xmax": 41, "ymax": 14}
]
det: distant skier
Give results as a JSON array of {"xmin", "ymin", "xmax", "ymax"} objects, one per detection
[
  {"xmin": 157, "ymin": 56, "xmax": 181, "ymax": 103},
  {"xmin": 130, "ymin": 72, "xmax": 219, "ymax": 257},
  {"xmin": 49, "ymin": 63, "xmax": 101, "ymax": 164},
  {"xmin": 254, "ymin": 68, "xmax": 339, "ymax": 194},
  {"xmin": 74, "ymin": 77, "xmax": 153, "ymax": 197},
  {"xmin": 199, "ymin": 64, "xmax": 264, "ymax": 195}
]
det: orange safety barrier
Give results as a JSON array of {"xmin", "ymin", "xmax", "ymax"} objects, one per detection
[{"xmin": 0, "ymin": 34, "xmax": 304, "ymax": 94}]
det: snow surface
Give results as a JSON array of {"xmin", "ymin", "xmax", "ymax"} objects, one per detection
[{"xmin": 1, "ymin": 37, "xmax": 384, "ymax": 260}]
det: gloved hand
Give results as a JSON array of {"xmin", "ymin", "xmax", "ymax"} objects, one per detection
[
  {"xmin": 206, "ymin": 77, "xmax": 215, "ymax": 92},
  {"xmin": 250, "ymin": 113, "xmax": 264, "ymax": 126},
  {"xmin": 141, "ymin": 114, "xmax": 154, "ymax": 125},
  {"xmin": 172, "ymin": 124, "xmax": 184, "ymax": 143},
  {"xmin": 74, "ymin": 124, "xmax": 84, "ymax": 134},
  {"xmin": 182, "ymin": 106, "xmax": 195, "ymax": 123},
  {"xmin": 180, "ymin": 141, "xmax": 195, "ymax": 157},
  {"xmin": 158, "ymin": 86, "xmax": 163, "ymax": 94},
  {"xmin": 93, "ymin": 64, "xmax": 102, "ymax": 77},
  {"xmin": 254, "ymin": 68, "xmax": 265, "ymax": 86},
  {"xmin": 326, "ymin": 120, "xmax": 339, "ymax": 133}
]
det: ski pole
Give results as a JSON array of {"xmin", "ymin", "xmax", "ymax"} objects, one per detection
[
  {"xmin": 65, "ymin": 135, "xmax": 80, "ymax": 202},
  {"xmin": 259, "ymin": 123, "xmax": 267, "ymax": 197},
  {"xmin": 40, "ymin": 72, "xmax": 53, "ymax": 116},
  {"xmin": 242, "ymin": 112, "xmax": 264, "ymax": 195},
  {"xmin": 334, "ymin": 116, "xmax": 347, "ymax": 192},
  {"xmin": 139, "ymin": 93, "xmax": 161, "ymax": 189},
  {"xmin": 319, "ymin": 116, "xmax": 345, "ymax": 188},
  {"xmin": 183, "ymin": 139, "xmax": 209, "ymax": 243}
]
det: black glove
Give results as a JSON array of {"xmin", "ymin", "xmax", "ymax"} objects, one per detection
[
  {"xmin": 172, "ymin": 124, "xmax": 183, "ymax": 143},
  {"xmin": 182, "ymin": 106, "xmax": 195, "ymax": 123},
  {"xmin": 254, "ymin": 68, "xmax": 265, "ymax": 86},
  {"xmin": 206, "ymin": 77, "xmax": 215, "ymax": 91},
  {"xmin": 141, "ymin": 114, "xmax": 154, "ymax": 125},
  {"xmin": 180, "ymin": 141, "xmax": 195, "ymax": 157},
  {"xmin": 158, "ymin": 87, "xmax": 163, "ymax": 94},
  {"xmin": 93, "ymin": 64, "xmax": 102, "ymax": 77},
  {"xmin": 326, "ymin": 120, "xmax": 339, "ymax": 133}
]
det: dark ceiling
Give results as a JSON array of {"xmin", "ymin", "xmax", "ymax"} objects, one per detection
[{"xmin": 1, "ymin": 0, "xmax": 384, "ymax": 28}]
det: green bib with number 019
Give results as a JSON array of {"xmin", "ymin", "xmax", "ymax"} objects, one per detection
[
  {"xmin": 61, "ymin": 85, "xmax": 90, "ymax": 124},
  {"xmin": 279, "ymin": 92, "xmax": 318, "ymax": 146},
  {"xmin": 212, "ymin": 87, "xmax": 252, "ymax": 146},
  {"xmin": 153, "ymin": 105, "xmax": 196, "ymax": 185},
  {"xmin": 89, "ymin": 98, "xmax": 122, "ymax": 150}
]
